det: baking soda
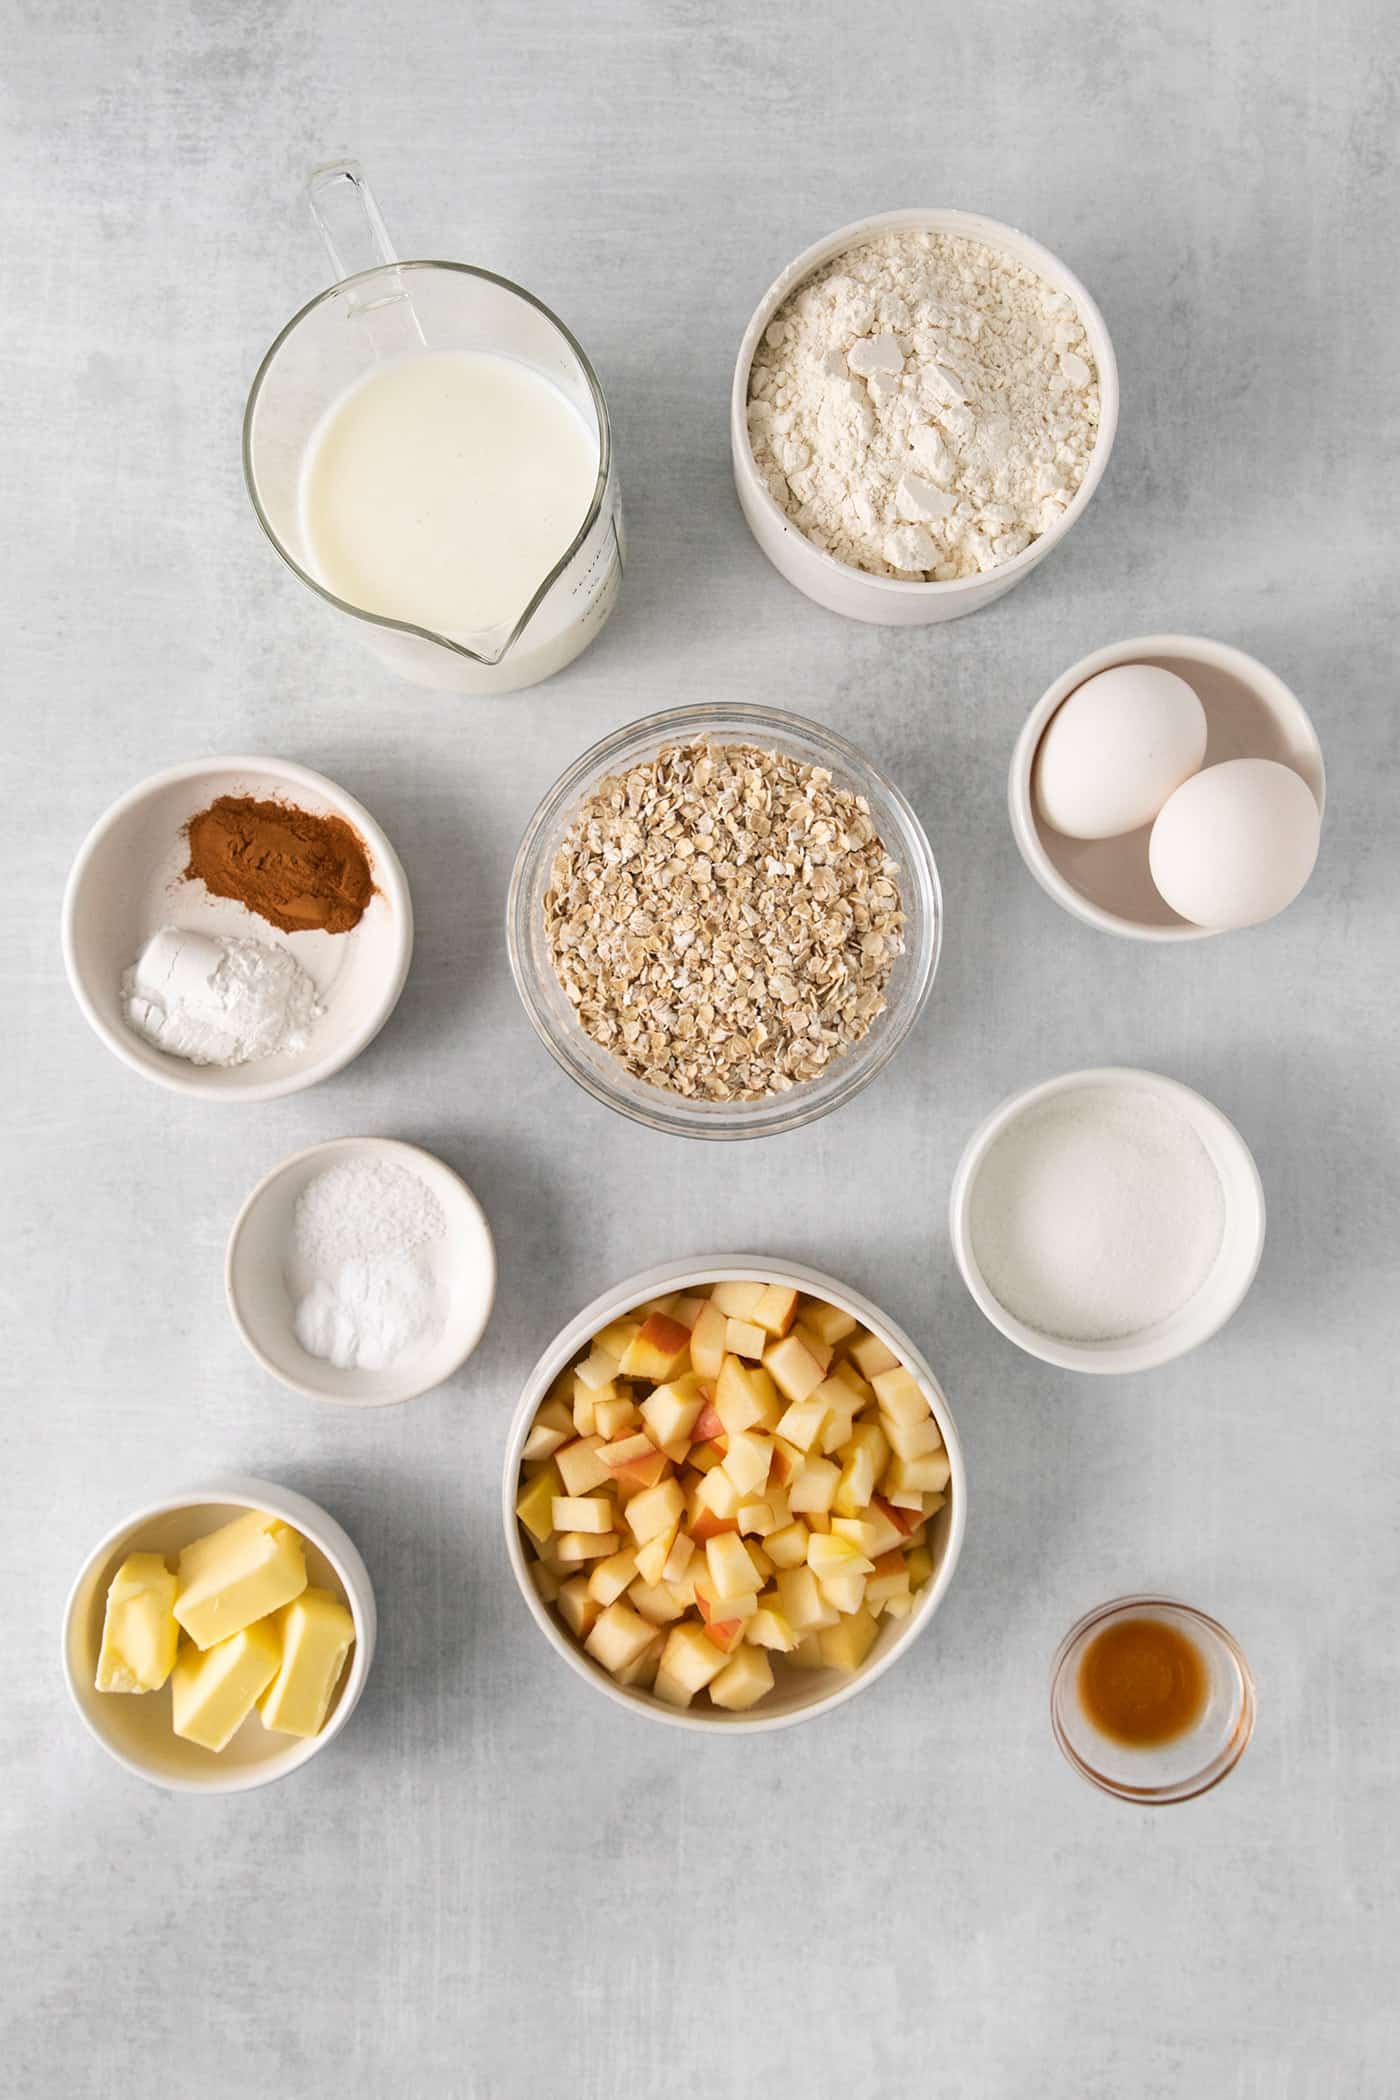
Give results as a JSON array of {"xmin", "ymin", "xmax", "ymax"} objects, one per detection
[{"xmin": 290, "ymin": 1157, "xmax": 446, "ymax": 1372}]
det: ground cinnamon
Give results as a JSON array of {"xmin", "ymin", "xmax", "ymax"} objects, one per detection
[{"xmin": 184, "ymin": 794, "xmax": 375, "ymax": 935}]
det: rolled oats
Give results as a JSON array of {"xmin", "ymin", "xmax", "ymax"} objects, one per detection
[{"xmin": 543, "ymin": 739, "xmax": 905, "ymax": 1102}]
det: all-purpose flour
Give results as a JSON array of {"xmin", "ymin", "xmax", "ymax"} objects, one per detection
[{"xmin": 747, "ymin": 230, "xmax": 1100, "ymax": 580}]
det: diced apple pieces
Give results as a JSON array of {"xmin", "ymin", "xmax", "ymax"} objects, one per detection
[
  {"xmin": 722, "ymin": 1429, "xmax": 772, "ymax": 1499},
  {"xmin": 787, "ymin": 1456, "xmax": 839, "ymax": 1515},
  {"xmin": 693, "ymin": 1466, "xmax": 742, "ymax": 1527},
  {"xmin": 657, "ymin": 1622, "xmax": 727, "ymax": 1695},
  {"xmin": 556, "ymin": 1575, "xmax": 601, "ymax": 1639},
  {"xmin": 688, "ymin": 1302, "xmax": 728, "ymax": 1381},
  {"xmin": 624, "ymin": 1477, "xmax": 684, "ymax": 1546},
  {"xmin": 520, "ymin": 1281, "xmax": 951, "ymax": 1717},
  {"xmin": 776, "ymin": 1565, "xmax": 839, "ymax": 1634},
  {"xmin": 710, "ymin": 1280, "xmax": 766, "ymax": 1319},
  {"xmin": 764, "ymin": 1333, "xmax": 826, "ymax": 1405},
  {"xmin": 551, "ymin": 1495, "xmax": 614, "ymax": 1535},
  {"xmin": 819, "ymin": 1606, "xmax": 880, "ymax": 1672},
  {"xmin": 614, "ymin": 1632, "xmax": 665, "ymax": 1688},
  {"xmin": 705, "ymin": 1532, "xmax": 764, "ymax": 1602},
  {"xmin": 708, "ymin": 1647, "xmax": 775, "ymax": 1711},
  {"xmin": 618, "ymin": 1314, "xmax": 692, "ymax": 1382},
  {"xmin": 640, "ymin": 1381, "xmax": 704, "ymax": 1453},
  {"xmin": 628, "ymin": 1578, "xmax": 686, "ymax": 1625},
  {"xmin": 587, "ymin": 1546, "xmax": 639, "ymax": 1606},
  {"xmin": 724, "ymin": 1318, "xmax": 766, "ymax": 1362},
  {"xmin": 791, "ymin": 1323, "xmax": 834, "ymax": 1374},
  {"xmin": 816, "ymin": 1564, "xmax": 868, "ymax": 1616},
  {"xmin": 745, "ymin": 1606, "xmax": 797, "ymax": 1652},
  {"xmin": 574, "ymin": 1346, "xmax": 621, "ymax": 1393},
  {"xmin": 848, "ymin": 1329, "xmax": 900, "ymax": 1380},
  {"xmin": 584, "ymin": 1600, "xmax": 658, "ymax": 1676},
  {"xmin": 521, "ymin": 1417, "xmax": 569, "ymax": 1463},
  {"xmin": 763, "ymin": 1522, "xmax": 810, "ymax": 1569},
  {"xmin": 753, "ymin": 1284, "xmax": 799, "ymax": 1337},
  {"xmin": 593, "ymin": 1395, "xmax": 640, "ymax": 1440},
  {"xmin": 662, "ymin": 1530, "xmax": 695, "ymax": 1583},
  {"xmin": 714, "ymin": 1355, "xmax": 780, "ymax": 1436},
  {"xmin": 806, "ymin": 1531, "xmax": 874, "ymax": 1579},
  {"xmin": 800, "ymin": 1298, "xmax": 857, "ymax": 1346},
  {"xmin": 881, "ymin": 1450, "xmax": 951, "ymax": 1497},
  {"xmin": 555, "ymin": 1437, "xmax": 611, "ymax": 1496},
  {"xmin": 775, "ymin": 1396, "xmax": 828, "ymax": 1452},
  {"xmin": 515, "ymin": 1464, "xmax": 563, "ymax": 1546},
  {"xmin": 870, "ymin": 1365, "xmax": 932, "ymax": 1425},
  {"xmin": 882, "ymin": 1412, "xmax": 943, "ymax": 1462},
  {"xmin": 556, "ymin": 1530, "xmax": 620, "ymax": 1563},
  {"xmin": 593, "ymin": 1317, "xmax": 641, "ymax": 1359},
  {"xmin": 634, "ymin": 1525, "xmax": 679, "ymax": 1587}
]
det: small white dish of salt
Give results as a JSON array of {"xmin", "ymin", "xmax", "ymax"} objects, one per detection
[{"xmin": 226, "ymin": 1138, "xmax": 496, "ymax": 1405}]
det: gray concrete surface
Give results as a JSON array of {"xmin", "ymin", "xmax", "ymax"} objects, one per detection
[{"xmin": 2, "ymin": 2, "xmax": 1396, "ymax": 2094}]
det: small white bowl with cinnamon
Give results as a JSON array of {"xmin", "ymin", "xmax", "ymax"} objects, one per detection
[{"xmin": 61, "ymin": 755, "xmax": 413, "ymax": 1101}]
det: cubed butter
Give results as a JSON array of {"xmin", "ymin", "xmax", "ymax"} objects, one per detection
[
  {"xmin": 259, "ymin": 1588, "xmax": 356, "ymax": 1739},
  {"xmin": 170, "ymin": 1620, "xmax": 281, "ymax": 1751},
  {"xmin": 173, "ymin": 1510, "xmax": 308, "ymax": 1651},
  {"xmin": 94, "ymin": 1552, "xmax": 178, "ymax": 1694}
]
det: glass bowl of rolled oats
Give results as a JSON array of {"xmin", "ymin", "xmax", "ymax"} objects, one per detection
[{"xmin": 506, "ymin": 705, "xmax": 940, "ymax": 1139}]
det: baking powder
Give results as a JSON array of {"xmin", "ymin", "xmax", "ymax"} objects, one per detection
[{"xmin": 747, "ymin": 230, "xmax": 1100, "ymax": 580}]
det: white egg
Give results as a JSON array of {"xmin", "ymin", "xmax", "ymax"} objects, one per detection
[
  {"xmin": 1149, "ymin": 758, "xmax": 1321, "ymax": 929},
  {"xmin": 1034, "ymin": 664, "xmax": 1208, "ymax": 839}
]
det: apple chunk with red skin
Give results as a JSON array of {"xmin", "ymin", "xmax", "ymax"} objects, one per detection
[{"xmin": 618, "ymin": 1314, "xmax": 692, "ymax": 1383}]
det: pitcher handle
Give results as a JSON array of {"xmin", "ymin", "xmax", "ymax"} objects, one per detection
[{"xmin": 307, "ymin": 160, "xmax": 426, "ymax": 350}]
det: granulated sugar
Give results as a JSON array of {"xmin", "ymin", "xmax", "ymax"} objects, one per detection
[{"xmin": 968, "ymin": 1085, "xmax": 1225, "ymax": 1342}]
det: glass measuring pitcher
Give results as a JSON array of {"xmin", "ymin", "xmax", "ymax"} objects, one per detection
[{"xmin": 243, "ymin": 164, "xmax": 623, "ymax": 695}]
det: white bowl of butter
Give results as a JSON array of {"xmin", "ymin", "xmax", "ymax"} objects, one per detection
[{"xmin": 61, "ymin": 1476, "xmax": 376, "ymax": 1793}]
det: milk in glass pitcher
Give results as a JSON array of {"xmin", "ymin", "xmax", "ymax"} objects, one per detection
[{"xmin": 243, "ymin": 164, "xmax": 622, "ymax": 695}]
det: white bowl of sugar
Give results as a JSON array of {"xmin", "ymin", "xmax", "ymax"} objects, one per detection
[
  {"xmin": 226, "ymin": 1137, "xmax": 496, "ymax": 1405},
  {"xmin": 948, "ymin": 1068, "xmax": 1265, "ymax": 1375}
]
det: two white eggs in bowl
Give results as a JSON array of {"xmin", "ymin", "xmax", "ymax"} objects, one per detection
[{"xmin": 1011, "ymin": 635, "xmax": 1325, "ymax": 941}]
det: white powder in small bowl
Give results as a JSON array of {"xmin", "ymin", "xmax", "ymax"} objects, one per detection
[
  {"xmin": 968, "ymin": 1085, "xmax": 1226, "ymax": 1343},
  {"xmin": 290, "ymin": 1157, "xmax": 446, "ymax": 1372}
]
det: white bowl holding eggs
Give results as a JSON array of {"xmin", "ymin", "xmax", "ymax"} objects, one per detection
[
  {"xmin": 502, "ymin": 1257, "xmax": 966, "ymax": 1733},
  {"xmin": 1009, "ymin": 636, "xmax": 1325, "ymax": 940},
  {"xmin": 61, "ymin": 756, "xmax": 413, "ymax": 1100},
  {"xmin": 61, "ymin": 1476, "xmax": 376, "ymax": 1794}
]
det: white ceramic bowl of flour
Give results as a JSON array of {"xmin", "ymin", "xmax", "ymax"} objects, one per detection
[
  {"xmin": 731, "ymin": 209, "xmax": 1118, "ymax": 625},
  {"xmin": 61, "ymin": 756, "xmax": 413, "ymax": 1102},
  {"xmin": 226, "ymin": 1138, "xmax": 496, "ymax": 1405},
  {"xmin": 949, "ymin": 1068, "xmax": 1265, "ymax": 1374}
]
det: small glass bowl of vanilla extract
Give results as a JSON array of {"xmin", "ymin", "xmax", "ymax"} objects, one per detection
[{"xmin": 1050, "ymin": 1597, "xmax": 1256, "ymax": 1804}]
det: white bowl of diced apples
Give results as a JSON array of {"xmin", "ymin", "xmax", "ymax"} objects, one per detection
[{"xmin": 504, "ymin": 1259, "xmax": 966, "ymax": 1730}]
